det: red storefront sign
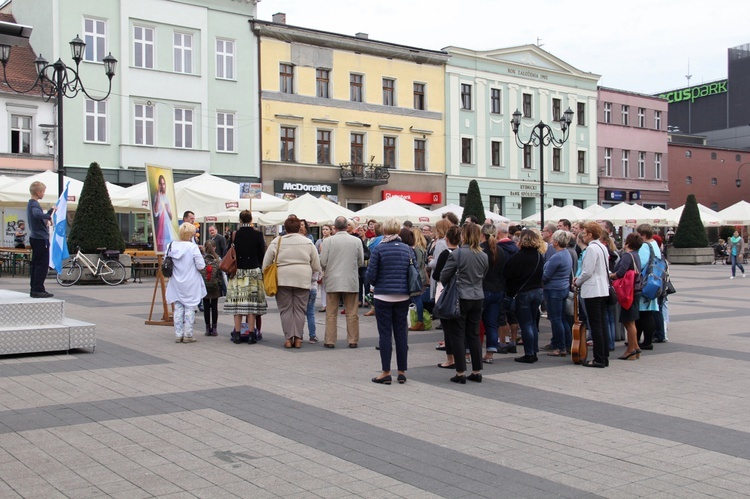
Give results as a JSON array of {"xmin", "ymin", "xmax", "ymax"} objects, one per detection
[{"xmin": 381, "ymin": 190, "xmax": 441, "ymax": 204}]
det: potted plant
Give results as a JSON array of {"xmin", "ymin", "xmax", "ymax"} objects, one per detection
[{"xmin": 669, "ymin": 194, "xmax": 713, "ymax": 264}]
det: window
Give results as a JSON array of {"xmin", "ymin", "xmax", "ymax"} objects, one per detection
[
  {"xmin": 280, "ymin": 126, "xmax": 295, "ymax": 162},
  {"xmin": 491, "ymin": 89, "xmax": 501, "ymax": 114},
  {"xmin": 134, "ymin": 104, "xmax": 154, "ymax": 146},
  {"xmin": 604, "ymin": 148, "xmax": 612, "ymax": 176},
  {"xmin": 685, "ymin": 150, "xmax": 692, "ymax": 158},
  {"xmin": 638, "ymin": 107, "xmax": 645, "ymax": 128},
  {"xmin": 638, "ymin": 151, "xmax": 645, "ymax": 178},
  {"xmin": 84, "ymin": 18, "xmax": 106, "ymax": 62},
  {"xmin": 461, "ymin": 138, "xmax": 472, "ymax": 164},
  {"xmin": 489, "ymin": 196, "xmax": 504, "ymax": 216},
  {"xmin": 383, "ymin": 136, "xmax": 396, "ymax": 168},
  {"xmin": 603, "ymin": 102, "xmax": 611, "ymax": 123},
  {"xmin": 317, "ymin": 130, "xmax": 331, "ymax": 164},
  {"xmin": 654, "ymin": 110, "xmax": 661, "ymax": 130},
  {"xmin": 553, "ymin": 198, "xmax": 566, "ymax": 207},
  {"xmin": 413, "ymin": 83, "xmax": 425, "ymax": 110},
  {"xmin": 711, "ymin": 152, "xmax": 717, "ymax": 160},
  {"xmin": 737, "ymin": 154, "xmax": 742, "ymax": 162},
  {"xmin": 654, "ymin": 153, "xmax": 662, "ymax": 179},
  {"xmin": 621, "ymin": 105, "xmax": 629, "ymax": 125},
  {"xmin": 316, "ymin": 69, "xmax": 330, "ymax": 98},
  {"xmin": 216, "ymin": 112, "xmax": 235, "ymax": 152},
  {"xmin": 350, "ymin": 74, "xmax": 363, "ymax": 102},
  {"xmin": 578, "ymin": 151, "xmax": 586, "ymax": 174},
  {"xmin": 552, "ymin": 98, "xmax": 561, "ymax": 122},
  {"xmin": 133, "ymin": 26, "xmax": 154, "ymax": 69},
  {"xmin": 10, "ymin": 115, "xmax": 31, "ymax": 153},
  {"xmin": 173, "ymin": 32, "xmax": 193, "ymax": 73},
  {"xmin": 85, "ymin": 99, "xmax": 107, "ymax": 143},
  {"xmin": 711, "ymin": 202, "xmax": 719, "ymax": 211},
  {"xmin": 280, "ymin": 64, "xmax": 294, "ymax": 94},
  {"xmin": 382, "ymin": 78, "xmax": 395, "ymax": 106},
  {"xmin": 686, "ymin": 176, "xmax": 692, "ymax": 184},
  {"xmin": 523, "ymin": 144, "xmax": 532, "ymax": 169},
  {"xmin": 622, "ymin": 150, "xmax": 629, "ymax": 177},
  {"xmin": 459, "ymin": 194, "xmax": 467, "ymax": 207},
  {"xmin": 573, "ymin": 200, "xmax": 585, "ymax": 209},
  {"xmin": 174, "ymin": 108, "xmax": 193, "ymax": 148},
  {"xmin": 711, "ymin": 177, "xmax": 718, "ymax": 185},
  {"xmin": 552, "ymin": 148, "xmax": 561, "ymax": 171},
  {"xmin": 577, "ymin": 102, "xmax": 586, "ymax": 125},
  {"xmin": 491, "ymin": 141, "xmax": 501, "ymax": 167},
  {"xmin": 523, "ymin": 93, "xmax": 532, "ymax": 118},
  {"xmin": 461, "ymin": 84, "xmax": 472, "ymax": 110},
  {"xmin": 414, "ymin": 139, "xmax": 426, "ymax": 171},
  {"xmin": 351, "ymin": 133, "xmax": 364, "ymax": 163},
  {"xmin": 216, "ymin": 39, "xmax": 235, "ymax": 79}
]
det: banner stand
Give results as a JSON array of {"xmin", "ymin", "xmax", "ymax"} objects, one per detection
[{"xmin": 145, "ymin": 255, "xmax": 173, "ymax": 326}]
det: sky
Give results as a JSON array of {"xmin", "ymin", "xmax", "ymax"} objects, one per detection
[{"xmin": 257, "ymin": 0, "xmax": 750, "ymax": 95}]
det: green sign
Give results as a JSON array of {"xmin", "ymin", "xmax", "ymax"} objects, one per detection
[{"xmin": 657, "ymin": 80, "xmax": 727, "ymax": 104}]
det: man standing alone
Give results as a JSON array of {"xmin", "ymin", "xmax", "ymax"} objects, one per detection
[
  {"xmin": 27, "ymin": 181, "xmax": 55, "ymax": 298},
  {"xmin": 320, "ymin": 216, "xmax": 364, "ymax": 348}
]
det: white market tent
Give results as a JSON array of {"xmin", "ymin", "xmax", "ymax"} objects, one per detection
[
  {"xmin": 718, "ymin": 200, "xmax": 750, "ymax": 225},
  {"xmin": 198, "ymin": 195, "xmax": 290, "ymax": 223},
  {"xmin": 586, "ymin": 202, "xmax": 668, "ymax": 227},
  {"xmin": 254, "ymin": 193, "xmax": 356, "ymax": 226},
  {"xmin": 582, "ymin": 203, "xmax": 607, "ymax": 218},
  {"xmin": 430, "ymin": 203, "xmax": 510, "ymax": 223},
  {"xmin": 353, "ymin": 196, "xmax": 441, "ymax": 224},
  {"xmin": 669, "ymin": 203, "xmax": 722, "ymax": 227},
  {"xmin": 521, "ymin": 205, "xmax": 589, "ymax": 226},
  {"xmin": 0, "ymin": 170, "xmax": 124, "ymax": 210},
  {"xmin": 649, "ymin": 206, "xmax": 677, "ymax": 226}
]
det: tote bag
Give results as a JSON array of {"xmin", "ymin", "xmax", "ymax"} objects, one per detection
[
  {"xmin": 219, "ymin": 231, "xmax": 237, "ymax": 278},
  {"xmin": 263, "ymin": 237, "xmax": 282, "ymax": 297},
  {"xmin": 433, "ymin": 250, "xmax": 461, "ymax": 320},
  {"xmin": 407, "ymin": 255, "xmax": 424, "ymax": 297}
]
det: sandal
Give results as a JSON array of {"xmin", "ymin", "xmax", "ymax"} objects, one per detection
[
  {"xmin": 582, "ymin": 360, "xmax": 606, "ymax": 368},
  {"xmin": 546, "ymin": 349, "xmax": 567, "ymax": 357},
  {"xmin": 482, "ymin": 357, "xmax": 494, "ymax": 364}
]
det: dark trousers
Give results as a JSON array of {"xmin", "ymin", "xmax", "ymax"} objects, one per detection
[
  {"xmin": 637, "ymin": 311, "xmax": 656, "ymax": 346},
  {"xmin": 584, "ymin": 296, "xmax": 609, "ymax": 364},
  {"xmin": 29, "ymin": 237, "xmax": 49, "ymax": 294},
  {"xmin": 443, "ymin": 298, "xmax": 483, "ymax": 373},
  {"xmin": 373, "ymin": 298, "xmax": 410, "ymax": 372},
  {"xmin": 203, "ymin": 297, "xmax": 218, "ymax": 325}
]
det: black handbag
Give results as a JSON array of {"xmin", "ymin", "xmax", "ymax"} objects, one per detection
[
  {"xmin": 434, "ymin": 250, "xmax": 461, "ymax": 320},
  {"xmin": 407, "ymin": 254, "xmax": 424, "ymax": 297},
  {"xmin": 161, "ymin": 243, "xmax": 174, "ymax": 277}
]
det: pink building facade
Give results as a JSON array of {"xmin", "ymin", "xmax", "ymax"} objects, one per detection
[{"xmin": 597, "ymin": 88, "xmax": 670, "ymax": 207}]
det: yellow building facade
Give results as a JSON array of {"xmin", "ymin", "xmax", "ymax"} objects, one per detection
[{"xmin": 252, "ymin": 20, "xmax": 448, "ymax": 211}]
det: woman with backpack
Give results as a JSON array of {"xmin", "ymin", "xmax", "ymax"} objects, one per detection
[{"xmin": 201, "ymin": 240, "xmax": 222, "ymax": 336}]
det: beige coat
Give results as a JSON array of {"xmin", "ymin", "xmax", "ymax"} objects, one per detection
[
  {"xmin": 263, "ymin": 233, "xmax": 321, "ymax": 290},
  {"xmin": 320, "ymin": 231, "xmax": 364, "ymax": 293}
]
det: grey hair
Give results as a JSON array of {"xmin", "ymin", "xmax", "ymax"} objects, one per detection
[
  {"xmin": 334, "ymin": 216, "xmax": 348, "ymax": 231},
  {"xmin": 495, "ymin": 221, "xmax": 509, "ymax": 235},
  {"xmin": 551, "ymin": 229, "xmax": 570, "ymax": 247}
]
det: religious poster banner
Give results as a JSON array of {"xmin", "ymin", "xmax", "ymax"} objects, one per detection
[{"xmin": 146, "ymin": 164, "xmax": 179, "ymax": 254}]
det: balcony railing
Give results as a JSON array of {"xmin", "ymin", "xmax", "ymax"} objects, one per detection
[{"xmin": 339, "ymin": 162, "xmax": 390, "ymax": 186}]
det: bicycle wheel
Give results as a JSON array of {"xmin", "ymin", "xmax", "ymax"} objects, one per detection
[
  {"xmin": 100, "ymin": 260, "xmax": 126, "ymax": 286},
  {"xmin": 56, "ymin": 261, "xmax": 82, "ymax": 287}
]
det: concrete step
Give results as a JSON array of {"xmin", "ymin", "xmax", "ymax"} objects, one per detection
[{"xmin": 0, "ymin": 290, "xmax": 65, "ymax": 326}]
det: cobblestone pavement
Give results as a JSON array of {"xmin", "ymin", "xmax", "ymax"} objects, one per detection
[{"xmin": 1, "ymin": 264, "xmax": 750, "ymax": 498}]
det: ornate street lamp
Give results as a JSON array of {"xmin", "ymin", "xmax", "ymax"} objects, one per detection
[
  {"xmin": 0, "ymin": 35, "xmax": 117, "ymax": 194},
  {"xmin": 511, "ymin": 107, "xmax": 574, "ymax": 229},
  {"xmin": 736, "ymin": 162, "xmax": 750, "ymax": 188}
]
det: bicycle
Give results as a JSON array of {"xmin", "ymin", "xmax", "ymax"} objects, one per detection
[{"xmin": 56, "ymin": 247, "xmax": 126, "ymax": 286}]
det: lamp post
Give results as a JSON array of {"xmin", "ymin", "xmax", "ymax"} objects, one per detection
[
  {"xmin": 736, "ymin": 162, "xmax": 750, "ymax": 188},
  {"xmin": 511, "ymin": 107, "xmax": 574, "ymax": 229},
  {"xmin": 0, "ymin": 35, "xmax": 117, "ymax": 194}
]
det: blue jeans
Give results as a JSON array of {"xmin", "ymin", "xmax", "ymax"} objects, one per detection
[
  {"xmin": 413, "ymin": 286, "xmax": 431, "ymax": 322},
  {"xmin": 606, "ymin": 303, "xmax": 616, "ymax": 351},
  {"xmin": 731, "ymin": 254, "xmax": 745, "ymax": 277},
  {"xmin": 482, "ymin": 291, "xmax": 503, "ymax": 352},
  {"xmin": 306, "ymin": 288, "xmax": 317, "ymax": 339},
  {"xmin": 516, "ymin": 288, "xmax": 544, "ymax": 357},
  {"xmin": 373, "ymin": 298, "xmax": 410, "ymax": 372},
  {"xmin": 543, "ymin": 288, "xmax": 570, "ymax": 352}
]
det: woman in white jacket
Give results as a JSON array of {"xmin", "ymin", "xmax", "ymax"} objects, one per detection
[
  {"xmin": 574, "ymin": 222, "xmax": 610, "ymax": 368},
  {"xmin": 166, "ymin": 223, "xmax": 206, "ymax": 343}
]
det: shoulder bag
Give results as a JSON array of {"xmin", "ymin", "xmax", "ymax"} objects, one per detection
[
  {"xmin": 407, "ymin": 250, "xmax": 424, "ymax": 297},
  {"xmin": 263, "ymin": 237, "xmax": 282, "ymax": 297},
  {"xmin": 433, "ymin": 249, "xmax": 462, "ymax": 320},
  {"xmin": 161, "ymin": 243, "xmax": 174, "ymax": 277},
  {"xmin": 595, "ymin": 243, "xmax": 617, "ymax": 306},
  {"xmin": 503, "ymin": 253, "xmax": 541, "ymax": 312},
  {"xmin": 612, "ymin": 253, "xmax": 637, "ymax": 309},
  {"xmin": 219, "ymin": 231, "xmax": 237, "ymax": 278}
]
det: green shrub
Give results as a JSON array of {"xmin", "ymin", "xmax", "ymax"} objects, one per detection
[
  {"xmin": 462, "ymin": 180, "xmax": 486, "ymax": 225},
  {"xmin": 68, "ymin": 162, "xmax": 126, "ymax": 253},
  {"xmin": 672, "ymin": 194, "xmax": 709, "ymax": 248}
]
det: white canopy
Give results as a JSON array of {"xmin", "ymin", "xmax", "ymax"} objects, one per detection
[
  {"xmin": 254, "ymin": 193, "xmax": 356, "ymax": 226},
  {"xmin": 649, "ymin": 207, "xmax": 677, "ymax": 226},
  {"xmin": 0, "ymin": 170, "xmax": 124, "ymax": 210},
  {"xmin": 430, "ymin": 203, "xmax": 510, "ymax": 223},
  {"xmin": 718, "ymin": 200, "xmax": 750, "ymax": 225},
  {"xmin": 587, "ymin": 202, "xmax": 668, "ymax": 226},
  {"xmin": 669, "ymin": 203, "xmax": 722, "ymax": 227},
  {"xmin": 582, "ymin": 203, "xmax": 607, "ymax": 218},
  {"xmin": 522, "ymin": 205, "xmax": 589, "ymax": 226},
  {"xmin": 353, "ymin": 196, "xmax": 441, "ymax": 224}
]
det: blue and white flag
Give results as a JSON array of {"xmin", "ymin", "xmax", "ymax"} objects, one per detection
[{"xmin": 49, "ymin": 181, "xmax": 70, "ymax": 272}]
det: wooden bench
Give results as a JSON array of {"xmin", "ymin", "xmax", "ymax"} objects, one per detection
[{"xmin": 126, "ymin": 250, "xmax": 159, "ymax": 283}]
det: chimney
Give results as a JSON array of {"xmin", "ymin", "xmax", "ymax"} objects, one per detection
[
  {"xmin": 355, "ymin": 32, "xmax": 369, "ymax": 39},
  {"xmin": 272, "ymin": 12, "xmax": 286, "ymax": 24}
]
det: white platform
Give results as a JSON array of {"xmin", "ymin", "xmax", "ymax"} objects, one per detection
[{"xmin": 0, "ymin": 289, "xmax": 96, "ymax": 355}]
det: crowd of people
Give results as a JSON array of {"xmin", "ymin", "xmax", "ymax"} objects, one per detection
[{"xmin": 163, "ymin": 208, "xmax": 674, "ymax": 382}]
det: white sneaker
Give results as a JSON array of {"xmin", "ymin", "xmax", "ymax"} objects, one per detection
[
  {"xmin": 743, "ymin": 274, "xmax": 746, "ymax": 278},
  {"xmin": 730, "ymin": 276, "xmax": 735, "ymax": 279}
]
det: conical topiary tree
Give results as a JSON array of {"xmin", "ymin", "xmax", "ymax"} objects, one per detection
[
  {"xmin": 673, "ymin": 194, "xmax": 709, "ymax": 248},
  {"xmin": 68, "ymin": 162, "xmax": 126, "ymax": 253},
  {"xmin": 462, "ymin": 179, "xmax": 486, "ymax": 224}
]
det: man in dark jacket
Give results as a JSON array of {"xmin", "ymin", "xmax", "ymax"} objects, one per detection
[{"xmin": 496, "ymin": 222, "xmax": 519, "ymax": 353}]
